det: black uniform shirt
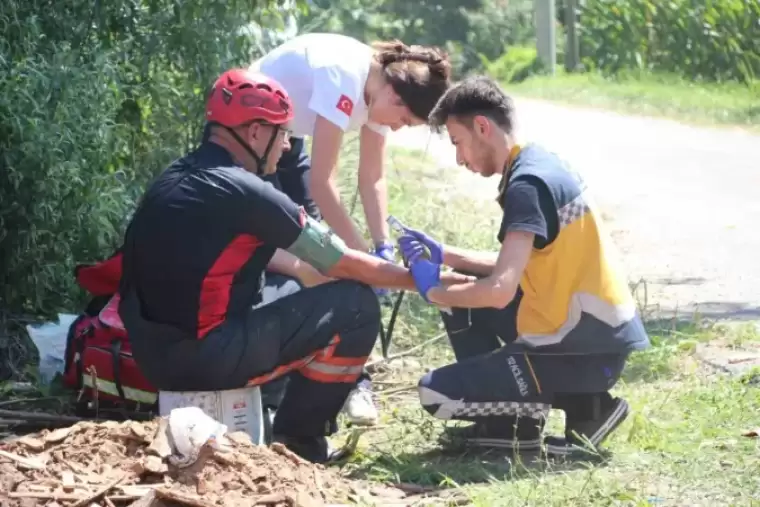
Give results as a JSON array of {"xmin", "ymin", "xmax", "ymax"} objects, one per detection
[{"xmin": 121, "ymin": 142, "xmax": 306, "ymax": 339}]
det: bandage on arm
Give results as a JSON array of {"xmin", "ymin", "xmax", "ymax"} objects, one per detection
[{"xmin": 285, "ymin": 214, "xmax": 348, "ymax": 275}]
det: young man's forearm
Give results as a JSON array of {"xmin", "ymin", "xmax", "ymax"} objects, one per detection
[
  {"xmin": 442, "ymin": 245, "xmax": 499, "ymax": 277},
  {"xmin": 427, "ymin": 275, "xmax": 517, "ymax": 309},
  {"xmin": 327, "ymin": 250, "xmax": 474, "ymax": 291},
  {"xmin": 311, "ymin": 181, "xmax": 369, "ymax": 252}
]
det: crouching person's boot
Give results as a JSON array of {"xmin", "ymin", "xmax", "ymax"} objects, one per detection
[
  {"xmin": 545, "ymin": 392, "xmax": 630, "ymax": 456},
  {"xmin": 439, "ymin": 415, "xmax": 546, "ymax": 452}
]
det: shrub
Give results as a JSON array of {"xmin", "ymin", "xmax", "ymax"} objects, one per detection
[
  {"xmin": 480, "ymin": 46, "xmax": 544, "ymax": 83},
  {"xmin": 0, "ymin": 0, "xmax": 298, "ymax": 319},
  {"xmin": 578, "ymin": 0, "xmax": 760, "ymax": 83}
]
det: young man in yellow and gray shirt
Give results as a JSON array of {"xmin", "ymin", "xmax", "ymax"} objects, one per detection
[{"xmin": 397, "ymin": 76, "xmax": 650, "ymax": 454}]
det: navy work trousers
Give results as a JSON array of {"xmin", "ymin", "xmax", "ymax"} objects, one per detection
[
  {"xmin": 121, "ymin": 277, "xmax": 380, "ymax": 438},
  {"xmin": 420, "ymin": 289, "xmax": 629, "ymax": 425}
]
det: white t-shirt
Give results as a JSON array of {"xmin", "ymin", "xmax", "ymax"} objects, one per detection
[{"xmin": 249, "ymin": 33, "xmax": 390, "ymax": 139}]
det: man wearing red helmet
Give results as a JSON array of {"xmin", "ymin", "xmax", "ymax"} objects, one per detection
[{"xmin": 117, "ymin": 69, "xmax": 472, "ymax": 464}]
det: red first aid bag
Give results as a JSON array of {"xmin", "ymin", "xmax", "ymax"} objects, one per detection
[{"xmin": 62, "ymin": 251, "xmax": 158, "ymax": 411}]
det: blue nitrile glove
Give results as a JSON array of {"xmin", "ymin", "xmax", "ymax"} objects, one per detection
[
  {"xmin": 398, "ymin": 228, "xmax": 443, "ymax": 265},
  {"xmin": 409, "ymin": 258, "xmax": 441, "ymax": 303},
  {"xmin": 373, "ymin": 242, "xmax": 395, "ymax": 298}
]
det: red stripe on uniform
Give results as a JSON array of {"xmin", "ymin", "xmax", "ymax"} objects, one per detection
[{"xmin": 197, "ymin": 234, "xmax": 262, "ymax": 338}]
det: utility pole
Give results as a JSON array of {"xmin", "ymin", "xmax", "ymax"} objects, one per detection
[
  {"xmin": 534, "ymin": 0, "xmax": 556, "ymax": 75},
  {"xmin": 564, "ymin": 0, "xmax": 581, "ymax": 72}
]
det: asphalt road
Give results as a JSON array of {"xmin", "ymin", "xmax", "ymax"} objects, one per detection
[{"xmin": 387, "ymin": 98, "xmax": 760, "ymax": 321}]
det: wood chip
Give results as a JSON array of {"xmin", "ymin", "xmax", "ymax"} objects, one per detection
[
  {"xmin": 17, "ymin": 435, "xmax": 46, "ymax": 452},
  {"xmin": 70, "ymin": 471, "xmax": 129, "ymax": 507},
  {"xmin": 0, "ymin": 449, "xmax": 47, "ymax": 470},
  {"xmin": 294, "ymin": 492, "xmax": 323, "ymax": 507},
  {"xmin": 226, "ymin": 431, "xmax": 253, "ymax": 446},
  {"xmin": 196, "ymin": 476, "xmax": 208, "ymax": 495},
  {"xmin": 129, "ymin": 490, "xmax": 168, "ymax": 507},
  {"xmin": 129, "ymin": 422, "xmax": 147, "ymax": 439},
  {"xmin": 155, "ymin": 488, "xmax": 217, "ymax": 507},
  {"xmin": 212, "ymin": 449, "xmax": 241, "ymax": 467},
  {"xmin": 248, "ymin": 465, "xmax": 268, "ymax": 481},
  {"xmin": 271, "ymin": 442, "xmax": 310, "ymax": 467},
  {"xmin": 238, "ymin": 472, "xmax": 259, "ymax": 493},
  {"xmin": 8, "ymin": 492, "xmax": 84, "ymax": 501},
  {"xmin": 143, "ymin": 455, "xmax": 168, "ymax": 475},
  {"xmin": 62, "ymin": 470, "xmax": 76, "ymax": 492},
  {"xmin": 146, "ymin": 418, "xmax": 172, "ymax": 458},
  {"xmin": 45, "ymin": 426, "xmax": 73, "ymax": 444},
  {"xmin": 118, "ymin": 485, "xmax": 161, "ymax": 497}
]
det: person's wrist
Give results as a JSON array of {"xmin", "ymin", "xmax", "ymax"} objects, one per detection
[
  {"xmin": 424, "ymin": 284, "xmax": 443, "ymax": 304},
  {"xmin": 374, "ymin": 240, "xmax": 393, "ymax": 252}
]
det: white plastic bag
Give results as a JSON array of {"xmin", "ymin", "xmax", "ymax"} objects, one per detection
[
  {"xmin": 167, "ymin": 406, "xmax": 228, "ymax": 467},
  {"xmin": 25, "ymin": 313, "xmax": 78, "ymax": 384}
]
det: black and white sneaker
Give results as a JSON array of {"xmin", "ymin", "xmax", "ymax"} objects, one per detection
[
  {"xmin": 544, "ymin": 397, "xmax": 630, "ymax": 456},
  {"xmin": 440, "ymin": 417, "xmax": 544, "ymax": 452}
]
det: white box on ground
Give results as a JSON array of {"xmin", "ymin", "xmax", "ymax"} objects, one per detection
[{"xmin": 158, "ymin": 386, "xmax": 265, "ymax": 445}]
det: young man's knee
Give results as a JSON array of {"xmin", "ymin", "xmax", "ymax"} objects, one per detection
[
  {"xmin": 416, "ymin": 368, "xmax": 465, "ymax": 420},
  {"xmin": 417, "ymin": 370, "xmax": 445, "ymax": 418}
]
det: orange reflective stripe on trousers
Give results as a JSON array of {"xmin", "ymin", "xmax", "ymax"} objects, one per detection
[{"xmin": 245, "ymin": 334, "xmax": 368, "ymax": 386}]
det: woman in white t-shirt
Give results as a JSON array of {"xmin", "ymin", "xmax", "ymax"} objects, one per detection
[{"xmin": 251, "ymin": 32, "xmax": 452, "ymax": 428}]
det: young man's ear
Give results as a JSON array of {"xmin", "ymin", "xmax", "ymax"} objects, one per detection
[{"xmin": 472, "ymin": 115, "xmax": 491, "ymax": 137}]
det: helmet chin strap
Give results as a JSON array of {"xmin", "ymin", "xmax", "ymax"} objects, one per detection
[{"xmin": 225, "ymin": 125, "xmax": 280, "ymax": 176}]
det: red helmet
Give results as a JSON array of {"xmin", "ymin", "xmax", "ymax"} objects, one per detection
[{"xmin": 205, "ymin": 69, "xmax": 293, "ymax": 127}]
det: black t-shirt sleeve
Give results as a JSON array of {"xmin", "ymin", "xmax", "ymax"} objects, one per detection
[
  {"xmin": 244, "ymin": 176, "xmax": 305, "ymax": 250},
  {"xmin": 497, "ymin": 177, "xmax": 557, "ymax": 248}
]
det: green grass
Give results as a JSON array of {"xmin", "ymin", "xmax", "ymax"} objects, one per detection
[
  {"xmin": 330, "ymin": 142, "xmax": 760, "ymax": 506},
  {"xmin": 504, "ymin": 71, "xmax": 760, "ymax": 131}
]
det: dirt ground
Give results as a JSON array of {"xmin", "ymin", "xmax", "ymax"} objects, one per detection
[{"xmin": 388, "ymin": 98, "xmax": 760, "ymax": 323}]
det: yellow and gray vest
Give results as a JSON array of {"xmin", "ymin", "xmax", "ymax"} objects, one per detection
[{"xmin": 498, "ymin": 144, "xmax": 649, "ymax": 354}]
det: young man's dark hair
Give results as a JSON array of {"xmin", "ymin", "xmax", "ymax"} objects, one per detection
[{"xmin": 428, "ymin": 76, "xmax": 516, "ymax": 135}]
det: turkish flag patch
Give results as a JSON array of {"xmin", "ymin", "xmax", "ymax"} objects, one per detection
[{"xmin": 336, "ymin": 94, "xmax": 354, "ymax": 116}]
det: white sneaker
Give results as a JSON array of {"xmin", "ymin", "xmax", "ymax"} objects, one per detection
[{"xmin": 342, "ymin": 387, "xmax": 379, "ymax": 426}]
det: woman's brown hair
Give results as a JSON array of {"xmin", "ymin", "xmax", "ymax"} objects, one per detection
[{"xmin": 372, "ymin": 40, "xmax": 452, "ymax": 122}]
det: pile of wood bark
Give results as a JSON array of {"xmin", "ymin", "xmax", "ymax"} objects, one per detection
[{"xmin": 0, "ymin": 418, "xmax": 406, "ymax": 507}]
